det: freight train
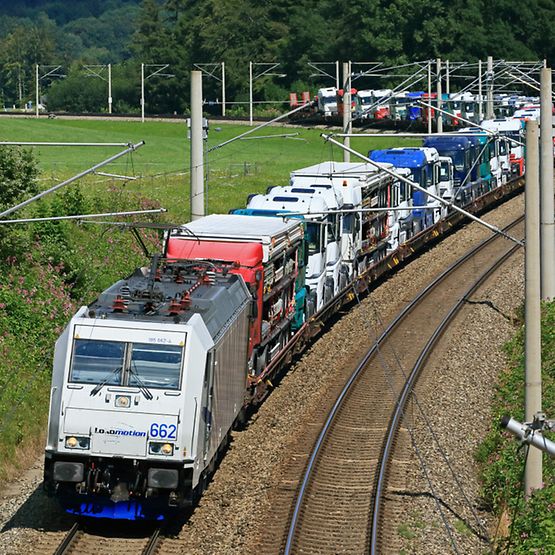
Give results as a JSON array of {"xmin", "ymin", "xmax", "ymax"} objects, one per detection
[{"xmin": 43, "ymin": 129, "xmax": 525, "ymax": 520}]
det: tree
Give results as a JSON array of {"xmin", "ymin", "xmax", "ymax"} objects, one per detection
[{"xmin": 0, "ymin": 146, "xmax": 39, "ymax": 255}]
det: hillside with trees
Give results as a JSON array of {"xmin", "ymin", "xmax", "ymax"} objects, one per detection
[{"xmin": 0, "ymin": 0, "xmax": 553, "ymax": 113}]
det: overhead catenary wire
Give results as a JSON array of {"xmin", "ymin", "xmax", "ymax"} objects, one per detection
[
  {"xmin": 0, "ymin": 141, "xmax": 136, "ymax": 147},
  {"xmin": 0, "ymin": 141, "xmax": 145, "ymax": 219},
  {"xmin": 207, "ymin": 100, "xmax": 315, "ymax": 153},
  {"xmin": 0, "ymin": 208, "xmax": 167, "ymax": 225}
]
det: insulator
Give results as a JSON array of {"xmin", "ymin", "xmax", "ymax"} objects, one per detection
[
  {"xmin": 112, "ymin": 295, "xmax": 127, "ymax": 312},
  {"xmin": 168, "ymin": 298, "xmax": 182, "ymax": 316}
]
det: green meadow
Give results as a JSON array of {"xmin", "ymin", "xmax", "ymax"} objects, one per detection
[
  {"xmin": 0, "ymin": 116, "xmax": 419, "ymax": 220},
  {"xmin": 0, "ymin": 117, "xmax": 417, "ymax": 480}
]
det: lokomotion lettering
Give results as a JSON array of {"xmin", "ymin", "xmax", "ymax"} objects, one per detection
[{"xmin": 94, "ymin": 427, "xmax": 146, "ymax": 437}]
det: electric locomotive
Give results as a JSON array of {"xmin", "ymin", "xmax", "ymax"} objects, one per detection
[{"xmin": 44, "ymin": 215, "xmax": 304, "ymax": 519}]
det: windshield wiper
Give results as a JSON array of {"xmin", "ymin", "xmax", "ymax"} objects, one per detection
[
  {"xmin": 128, "ymin": 362, "xmax": 154, "ymax": 400},
  {"xmin": 90, "ymin": 366, "xmax": 122, "ymax": 396}
]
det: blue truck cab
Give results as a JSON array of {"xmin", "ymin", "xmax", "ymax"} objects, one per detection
[
  {"xmin": 369, "ymin": 147, "xmax": 440, "ymax": 235},
  {"xmin": 459, "ymin": 128, "xmax": 493, "ymax": 196},
  {"xmin": 423, "ymin": 135, "xmax": 475, "ymax": 204},
  {"xmin": 406, "ymin": 91, "xmax": 424, "ymax": 120}
]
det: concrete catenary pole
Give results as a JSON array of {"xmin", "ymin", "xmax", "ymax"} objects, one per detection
[
  {"xmin": 108, "ymin": 63, "xmax": 112, "ymax": 115},
  {"xmin": 35, "ymin": 64, "xmax": 39, "ymax": 118},
  {"xmin": 427, "ymin": 61, "xmax": 432, "ymax": 134},
  {"xmin": 343, "ymin": 61, "xmax": 352, "ymax": 163},
  {"xmin": 335, "ymin": 61, "xmax": 340, "ymax": 90},
  {"xmin": 190, "ymin": 70, "xmax": 205, "ymax": 221},
  {"xmin": 540, "ymin": 67, "xmax": 555, "ymax": 300},
  {"xmin": 249, "ymin": 61, "xmax": 253, "ymax": 126},
  {"xmin": 141, "ymin": 63, "xmax": 145, "ymax": 123},
  {"xmin": 221, "ymin": 61, "xmax": 226, "ymax": 117},
  {"xmin": 524, "ymin": 120, "xmax": 543, "ymax": 498},
  {"xmin": 478, "ymin": 60, "xmax": 483, "ymax": 121},
  {"xmin": 445, "ymin": 60, "xmax": 450, "ymax": 95},
  {"xmin": 436, "ymin": 58, "xmax": 443, "ymax": 133},
  {"xmin": 486, "ymin": 56, "xmax": 494, "ymax": 119}
]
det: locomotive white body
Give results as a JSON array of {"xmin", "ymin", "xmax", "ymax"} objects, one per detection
[{"xmin": 44, "ymin": 261, "xmax": 251, "ymax": 519}]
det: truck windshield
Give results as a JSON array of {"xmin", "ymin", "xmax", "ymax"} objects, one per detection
[
  {"xmin": 70, "ymin": 339, "xmax": 184, "ymax": 390},
  {"xmin": 306, "ymin": 222, "xmax": 322, "ymax": 255},
  {"xmin": 447, "ymin": 151, "xmax": 465, "ymax": 172}
]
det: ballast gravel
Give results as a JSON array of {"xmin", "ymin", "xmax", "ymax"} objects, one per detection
[
  {"xmin": 0, "ymin": 194, "xmax": 524, "ymax": 555},
  {"xmin": 395, "ymin": 249, "xmax": 524, "ymax": 554}
]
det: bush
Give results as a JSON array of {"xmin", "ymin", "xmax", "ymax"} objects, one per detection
[
  {"xmin": 478, "ymin": 302, "xmax": 555, "ymax": 553},
  {"xmin": 0, "ymin": 174, "xmax": 164, "ymax": 480}
]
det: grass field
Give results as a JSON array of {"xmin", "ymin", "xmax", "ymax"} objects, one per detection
[{"xmin": 0, "ymin": 116, "xmax": 419, "ymax": 220}]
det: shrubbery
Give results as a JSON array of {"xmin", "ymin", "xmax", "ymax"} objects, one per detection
[
  {"xmin": 477, "ymin": 302, "xmax": 555, "ymax": 553},
  {"xmin": 0, "ymin": 146, "xmax": 163, "ymax": 480}
]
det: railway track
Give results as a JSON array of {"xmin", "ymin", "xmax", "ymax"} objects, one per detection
[
  {"xmin": 280, "ymin": 215, "xmax": 524, "ymax": 554},
  {"xmin": 49, "ymin": 520, "xmax": 164, "ymax": 555}
]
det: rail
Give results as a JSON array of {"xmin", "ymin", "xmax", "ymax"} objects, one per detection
[
  {"xmin": 53, "ymin": 522, "xmax": 80, "ymax": 555},
  {"xmin": 283, "ymin": 213, "xmax": 524, "ymax": 554},
  {"xmin": 369, "ymin": 220, "xmax": 522, "ymax": 553}
]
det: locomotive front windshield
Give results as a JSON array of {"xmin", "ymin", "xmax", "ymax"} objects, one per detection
[
  {"xmin": 71, "ymin": 340, "xmax": 124, "ymax": 385},
  {"xmin": 70, "ymin": 339, "xmax": 184, "ymax": 390},
  {"xmin": 130, "ymin": 343, "xmax": 183, "ymax": 389}
]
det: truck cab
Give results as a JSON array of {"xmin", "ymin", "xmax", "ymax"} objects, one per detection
[
  {"xmin": 244, "ymin": 189, "xmax": 332, "ymax": 314},
  {"xmin": 317, "ymin": 87, "xmax": 338, "ymax": 117},
  {"xmin": 481, "ymin": 118, "xmax": 524, "ymax": 178},
  {"xmin": 459, "ymin": 128, "xmax": 494, "ymax": 194},
  {"xmin": 167, "ymin": 215, "xmax": 304, "ymax": 376},
  {"xmin": 281, "ymin": 182, "xmax": 344, "ymax": 298},
  {"xmin": 290, "ymin": 161, "xmax": 399, "ymax": 278},
  {"xmin": 369, "ymin": 147, "xmax": 444, "ymax": 235},
  {"xmin": 423, "ymin": 135, "xmax": 472, "ymax": 204},
  {"xmin": 354, "ymin": 89, "xmax": 374, "ymax": 120}
]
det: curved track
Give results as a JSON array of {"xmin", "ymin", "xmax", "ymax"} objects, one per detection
[{"xmin": 282, "ymin": 216, "xmax": 524, "ymax": 554}]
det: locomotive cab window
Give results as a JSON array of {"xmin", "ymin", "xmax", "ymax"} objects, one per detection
[
  {"xmin": 130, "ymin": 343, "xmax": 183, "ymax": 390},
  {"xmin": 70, "ymin": 339, "xmax": 124, "ymax": 385},
  {"xmin": 69, "ymin": 338, "xmax": 184, "ymax": 390}
]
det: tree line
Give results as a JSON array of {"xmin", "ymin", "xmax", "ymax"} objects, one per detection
[{"xmin": 0, "ymin": 0, "xmax": 553, "ymax": 115}]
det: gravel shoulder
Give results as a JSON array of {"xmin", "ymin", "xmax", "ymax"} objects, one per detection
[{"xmin": 0, "ymin": 194, "xmax": 524, "ymax": 555}]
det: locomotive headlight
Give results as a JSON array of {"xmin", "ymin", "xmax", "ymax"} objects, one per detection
[
  {"xmin": 65, "ymin": 436, "xmax": 90, "ymax": 450},
  {"xmin": 161, "ymin": 443, "xmax": 173, "ymax": 455},
  {"xmin": 115, "ymin": 395, "xmax": 131, "ymax": 408},
  {"xmin": 66, "ymin": 436, "xmax": 78, "ymax": 448},
  {"xmin": 149, "ymin": 442, "xmax": 174, "ymax": 456}
]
